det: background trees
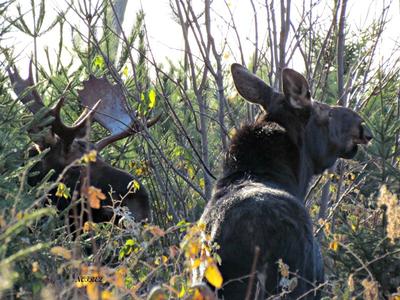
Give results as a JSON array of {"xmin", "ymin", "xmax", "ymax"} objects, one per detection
[{"xmin": 0, "ymin": 0, "xmax": 399, "ymax": 299}]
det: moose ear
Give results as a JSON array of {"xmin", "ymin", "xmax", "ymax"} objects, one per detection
[
  {"xmin": 282, "ymin": 68, "xmax": 311, "ymax": 109},
  {"xmin": 231, "ymin": 63, "xmax": 273, "ymax": 109}
]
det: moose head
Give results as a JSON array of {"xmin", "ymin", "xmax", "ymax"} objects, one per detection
[
  {"xmin": 8, "ymin": 62, "xmax": 159, "ymax": 231},
  {"xmin": 230, "ymin": 63, "xmax": 372, "ymax": 195}
]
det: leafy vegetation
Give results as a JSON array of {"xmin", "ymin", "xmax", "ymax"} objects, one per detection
[{"xmin": 0, "ymin": 0, "xmax": 399, "ymax": 299}]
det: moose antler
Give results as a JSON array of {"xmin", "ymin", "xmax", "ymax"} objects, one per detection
[
  {"xmin": 77, "ymin": 76, "xmax": 160, "ymax": 151},
  {"xmin": 7, "ymin": 61, "xmax": 45, "ymax": 114},
  {"xmin": 8, "ymin": 61, "xmax": 98, "ymax": 144}
]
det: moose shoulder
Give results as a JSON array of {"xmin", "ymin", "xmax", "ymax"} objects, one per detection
[
  {"xmin": 8, "ymin": 63, "xmax": 158, "ymax": 232},
  {"xmin": 200, "ymin": 64, "xmax": 372, "ymax": 299}
]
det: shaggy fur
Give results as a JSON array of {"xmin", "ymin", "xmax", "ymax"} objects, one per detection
[
  {"xmin": 28, "ymin": 139, "xmax": 149, "ymax": 233},
  {"xmin": 201, "ymin": 115, "xmax": 324, "ymax": 299},
  {"xmin": 199, "ymin": 64, "xmax": 371, "ymax": 300}
]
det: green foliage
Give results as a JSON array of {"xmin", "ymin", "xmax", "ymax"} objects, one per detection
[{"xmin": 0, "ymin": 0, "xmax": 399, "ymax": 299}]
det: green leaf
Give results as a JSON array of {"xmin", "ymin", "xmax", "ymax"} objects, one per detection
[
  {"xmin": 148, "ymin": 89, "xmax": 156, "ymax": 109},
  {"xmin": 93, "ymin": 55, "xmax": 105, "ymax": 69},
  {"xmin": 125, "ymin": 239, "xmax": 135, "ymax": 247},
  {"xmin": 122, "ymin": 65, "xmax": 129, "ymax": 77}
]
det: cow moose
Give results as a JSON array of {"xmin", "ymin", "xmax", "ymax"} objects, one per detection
[
  {"xmin": 8, "ymin": 62, "xmax": 159, "ymax": 233},
  {"xmin": 199, "ymin": 64, "xmax": 372, "ymax": 299}
]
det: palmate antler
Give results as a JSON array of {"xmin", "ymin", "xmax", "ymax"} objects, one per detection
[
  {"xmin": 8, "ymin": 61, "xmax": 99, "ymax": 144},
  {"xmin": 77, "ymin": 75, "xmax": 160, "ymax": 151},
  {"xmin": 7, "ymin": 61, "xmax": 44, "ymax": 114},
  {"xmin": 8, "ymin": 62, "xmax": 160, "ymax": 150}
]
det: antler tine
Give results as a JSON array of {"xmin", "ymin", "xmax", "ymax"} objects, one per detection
[
  {"xmin": 94, "ymin": 113, "xmax": 162, "ymax": 151},
  {"xmin": 146, "ymin": 113, "xmax": 162, "ymax": 128},
  {"xmin": 7, "ymin": 60, "xmax": 44, "ymax": 113},
  {"xmin": 51, "ymin": 98, "xmax": 101, "ymax": 143},
  {"xmin": 73, "ymin": 99, "xmax": 102, "ymax": 128}
]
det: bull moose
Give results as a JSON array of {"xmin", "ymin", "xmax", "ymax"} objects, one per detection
[
  {"xmin": 199, "ymin": 64, "xmax": 372, "ymax": 299},
  {"xmin": 8, "ymin": 62, "xmax": 158, "ymax": 233}
]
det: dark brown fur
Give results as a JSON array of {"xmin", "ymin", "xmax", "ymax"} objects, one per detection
[
  {"xmin": 199, "ymin": 64, "xmax": 372, "ymax": 299},
  {"xmin": 28, "ymin": 136, "xmax": 150, "ymax": 233}
]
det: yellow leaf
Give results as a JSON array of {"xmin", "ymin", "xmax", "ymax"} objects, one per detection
[
  {"xmin": 82, "ymin": 150, "xmax": 97, "ymax": 163},
  {"xmin": 348, "ymin": 274, "xmax": 355, "ymax": 292},
  {"xmin": 192, "ymin": 288, "xmax": 204, "ymax": 300},
  {"xmin": 162, "ymin": 255, "xmax": 168, "ymax": 264},
  {"xmin": 199, "ymin": 178, "xmax": 205, "ymax": 189},
  {"xmin": 129, "ymin": 180, "xmax": 141, "ymax": 192},
  {"xmin": 55, "ymin": 183, "xmax": 71, "ymax": 199},
  {"xmin": 148, "ymin": 89, "xmax": 156, "ymax": 109},
  {"xmin": 188, "ymin": 242, "xmax": 200, "ymax": 257},
  {"xmin": 16, "ymin": 212, "xmax": 24, "ymax": 220},
  {"xmin": 178, "ymin": 285, "xmax": 186, "ymax": 298},
  {"xmin": 115, "ymin": 267, "xmax": 127, "ymax": 288},
  {"xmin": 122, "ymin": 65, "xmax": 129, "ymax": 77},
  {"xmin": 324, "ymin": 222, "xmax": 331, "ymax": 235},
  {"xmin": 187, "ymin": 166, "xmax": 195, "ymax": 179},
  {"xmin": 329, "ymin": 240, "xmax": 339, "ymax": 252},
  {"xmin": 135, "ymin": 167, "xmax": 143, "ymax": 176},
  {"xmin": 32, "ymin": 261, "xmax": 39, "ymax": 273},
  {"xmin": 86, "ymin": 282, "xmax": 100, "ymax": 300},
  {"xmin": 87, "ymin": 186, "xmax": 106, "ymax": 209},
  {"xmin": 198, "ymin": 222, "xmax": 206, "ymax": 231},
  {"xmin": 192, "ymin": 258, "xmax": 201, "ymax": 269},
  {"xmin": 278, "ymin": 258, "xmax": 289, "ymax": 278},
  {"xmin": 101, "ymin": 291, "xmax": 112, "ymax": 300},
  {"xmin": 50, "ymin": 246, "xmax": 72, "ymax": 260},
  {"xmin": 93, "ymin": 55, "xmax": 105, "ymax": 69},
  {"xmin": 83, "ymin": 221, "xmax": 96, "ymax": 233},
  {"xmin": 204, "ymin": 264, "xmax": 223, "ymax": 289}
]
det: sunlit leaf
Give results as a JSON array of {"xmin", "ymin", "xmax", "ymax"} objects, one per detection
[
  {"xmin": 101, "ymin": 290, "xmax": 116, "ymax": 300},
  {"xmin": 148, "ymin": 89, "xmax": 156, "ymax": 109},
  {"xmin": 192, "ymin": 288, "xmax": 204, "ymax": 300},
  {"xmin": 86, "ymin": 282, "xmax": 99, "ymax": 300},
  {"xmin": 178, "ymin": 285, "xmax": 186, "ymax": 298},
  {"xmin": 82, "ymin": 150, "xmax": 97, "ymax": 163},
  {"xmin": 55, "ymin": 183, "xmax": 71, "ymax": 199},
  {"xmin": 87, "ymin": 186, "xmax": 106, "ymax": 209},
  {"xmin": 93, "ymin": 55, "xmax": 105, "ymax": 69},
  {"xmin": 32, "ymin": 261, "xmax": 39, "ymax": 273},
  {"xmin": 204, "ymin": 264, "xmax": 223, "ymax": 289},
  {"xmin": 122, "ymin": 65, "xmax": 129, "ymax": 77},
  {"xmin": 114, "ymin": 267, "xmax": 127, "ymax": 288},
  {"xmin": 50, "ymin": 246, "xmax": 72, "ymax": 260},
  {"xmin": 278, "ymin": 258, "xmax": 289, "ymax": 278},
  {"xmin": 83, "ymin": 221, "xmax": 96, "ymax": 233},
  {"xmin": 128, "ymin": 180, "xmax": 141, "ymax": 192},
  {"xmin": 329, "ymin": 240, "xmax": 339, "ymax": 252},
  {"xmin": 192, "ymin": 258, "xmax": 201, "ymax": 269},
  {"xmin": 199, "ymin": 178, "xmax": 205, "ymax": 189}
]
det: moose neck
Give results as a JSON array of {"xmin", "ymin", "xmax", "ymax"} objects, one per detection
[{"xmin": 219, "ymin": 119, "xmax": 316, "ymax": 199}]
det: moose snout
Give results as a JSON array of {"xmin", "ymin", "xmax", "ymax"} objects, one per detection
[{"xmin": 359, "ymin": 124, "xmax": 373, "ymax": 144}]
